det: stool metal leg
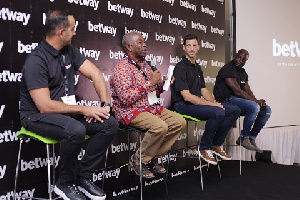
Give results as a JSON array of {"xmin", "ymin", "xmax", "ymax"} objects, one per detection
[
  {"xmin": 46, "ymin": 144, "xmax": 53, "ymax": 200},
  {"xmin": 102, "ymin": 148, "xmax": 109, "ymax": 190},
  {"xmin": 239, "ymin": 118, "xmax": 242, "ymax": 175},
  {"xmin": 13, "ymin": 139, "xmax": 23, "ymax": 200},
  {"xmin": 139, "ymin": 132, "xmax": 143, "ymax": 200},
  {"xmin": 195, "ymin": 122, "xmax": 204, "ymax": 190},
  {"xmin": 52, "ymin": 144, "xmax": 56, "ymax": 193}
]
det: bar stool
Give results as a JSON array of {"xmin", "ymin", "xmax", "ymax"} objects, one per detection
[
  {"xmin": 13, "ymin": 126, "xmax": 60, "ymax": 200},
  {"xmin": 171, "ymin": 111, "xmax": 222, "ymax": 190},
  {"xmin": 13, "ymin": 127, "xmax": 91, "ymax": 200},
  {"xmin": 118, "ymin": 123, "xmax": 168, "ymax": 200}
]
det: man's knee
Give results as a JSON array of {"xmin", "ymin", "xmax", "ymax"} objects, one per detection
[
  {"xmin": 67, "ymin": 122, "xmax": 86, "ymax": 144},
  {"xmin": 152, "ymin": 121, "xmax": 168, "ymax": 135}
]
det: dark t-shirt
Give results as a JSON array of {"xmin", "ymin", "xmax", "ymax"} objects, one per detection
[
  {"xmin": 213, "ymin": 60, "xmax": 248, "ymax": 101},
  {"xmin": 20, "ymin": 39, "xmax": 86, "ymax": 119},
  {"xmin": 171, "ymin": 56, "xmax": 206, "ymax": 104}
]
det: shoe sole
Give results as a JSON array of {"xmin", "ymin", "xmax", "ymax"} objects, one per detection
[
  {"xmin": 54, "ymin": 186, "xmax": 71, "ymax": 200},
  {"xmin": 199, "ymin": 154, "xmax": 217, "ymax": 165},
  {"xmin": 78, "ymin": 186, "xmax": 106, "ymax": 200},
  {"xmin": 211, "ymin": 151, "xmax": 232, "ymax": 160}
]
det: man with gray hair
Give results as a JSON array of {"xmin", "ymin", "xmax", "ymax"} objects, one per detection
[{"xmin": 110, "ymin": 32, "xmax": 185, "ymax": 179}]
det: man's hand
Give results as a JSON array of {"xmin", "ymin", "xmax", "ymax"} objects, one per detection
[
  {"xmin": 256, "ymin": 99, "xmax": 266, "ymax": 109},
  {"xmin": 211, "ymin": 101, "xmax": 225, "ymax": 110},
  {"xmin": 149, "ymin": 71, "xmax": 162, "ymax": 85},
  {"xmin": 83, "ymin": 106, "xmax": 110, "ymax": 123}
]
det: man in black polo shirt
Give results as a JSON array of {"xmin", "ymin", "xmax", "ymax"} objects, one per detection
[
  {"xmin": 171, "ymin": 34, "xmax": 240, "ymax": 165},
  {"xmin": 213, "ymin": 49, "xmax": 271, "ymax": 152},
  {"xmin": 20, "ymin": 10, "xmax": 118, "ymax": 200}
]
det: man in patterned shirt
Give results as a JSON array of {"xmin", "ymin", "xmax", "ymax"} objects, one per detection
[{"xmin": 110, "ymin": 32, "xmax": 185, "ymax": 178}]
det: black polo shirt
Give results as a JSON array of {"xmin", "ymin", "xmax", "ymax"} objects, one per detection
[
  {"xmin": 213, "ymin": 60, "xmax": 248, "ymax": 102},
  {"xmin": 20, "ymin": 39, "xmax": 86, "ymax": 119},
  {"xmin": 171, "ymin": 56, "xmax": 206, "ymax": 104}
]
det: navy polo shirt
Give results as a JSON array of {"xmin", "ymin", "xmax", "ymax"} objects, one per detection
[
  {"xmin": 20, "ymin": 39, "xmax": 86, "ymax": 119},
  {"xmin": 171, "ymin": 55, "xmax": 206, "ymax": 104},
  {"xmin": 213, "ymin": 60, "xmax": 248, "ymax": 102}
]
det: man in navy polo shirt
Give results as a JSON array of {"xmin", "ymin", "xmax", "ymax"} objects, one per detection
[
  {"xmin": 20, "ymin": 10, "xmax": 118, "ymax": 200},
  {"xmin": 171, "ymin": 34, "xmax": 240, "ymax": 165}
]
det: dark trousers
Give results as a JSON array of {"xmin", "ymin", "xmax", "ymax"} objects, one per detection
[
  {"xmin": 174, "ymin": 101, "xmax": 241, "ymax": 149},
  {"xmin": 21, "ymin": 113, "xmax": 119, "ymax": 185}
]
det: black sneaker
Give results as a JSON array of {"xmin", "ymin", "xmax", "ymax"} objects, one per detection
[
  {"xmin": 54, "ymin": 182, "xmax": 86, "ymax": 200},
  {"xmin": 77, "ymin": 178, "xmax": 106, "ymax": 200}
]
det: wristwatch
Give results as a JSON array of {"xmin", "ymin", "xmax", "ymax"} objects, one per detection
[{"xmin": 101, "ymin": 102, "xmax": 111, "ymax": 107}]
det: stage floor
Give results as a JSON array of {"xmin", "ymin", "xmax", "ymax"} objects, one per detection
[{"xmin": 108, "ymin": 160, "xmax": 300, "ymax": 200}]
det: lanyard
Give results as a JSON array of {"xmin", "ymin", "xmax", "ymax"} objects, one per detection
[
  {"xmin": 124, "ymin": 55, "xmax": 148, "ymax": 81},
  {"xmin": 60, "ymin": 54, "xmax": 69, "ymax": 96}
]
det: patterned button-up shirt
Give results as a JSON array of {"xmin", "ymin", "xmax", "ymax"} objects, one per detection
[{"xmin": 110, "ymin": 55, "xmax": 164, "ymax": 124}]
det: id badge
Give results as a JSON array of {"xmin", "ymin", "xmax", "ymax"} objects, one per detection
[
  {"xmin": 61, "ymin": 95, "xmax": 77, "ymax": 105},
  {"xmin": 148, "ymin": 91, "xmax": 159, "ymax": 105}
]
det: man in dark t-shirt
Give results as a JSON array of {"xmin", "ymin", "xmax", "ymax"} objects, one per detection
[
  {"xmin": 214, "ymin": 49, "xmax": 271, "ymax": 152},
  {"xmin": 171, "ymin": 34, "xmax": 240, "ymax": 165},
  {"xmin": 20, "ymin": 10, "xmax": 118, "ymax": 200}
]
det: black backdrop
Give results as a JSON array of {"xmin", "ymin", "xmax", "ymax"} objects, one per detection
[{"xmin": 0, "ymin": 0, "xmax": 225, "ymax": 198}]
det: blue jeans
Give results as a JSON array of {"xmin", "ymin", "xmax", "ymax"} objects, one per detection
[
  {"xmin": 228, "ymin": 96, "xmax": 271, "ymax": 139},
  {"xmin": 174, "ymin": 101, "xmax": 240, "ymax": 149}
]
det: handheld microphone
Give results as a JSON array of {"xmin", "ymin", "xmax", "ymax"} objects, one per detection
[{"xmin": 150, "ymin": 58, "xmax": 157, "ymax": 71}]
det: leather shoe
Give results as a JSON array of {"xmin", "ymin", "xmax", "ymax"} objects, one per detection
[{"xmin": 77, "ymin": 178, "xmax": 106, "ymax": 200}]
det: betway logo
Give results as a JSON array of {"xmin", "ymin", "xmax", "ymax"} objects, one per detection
[
  {"xmin": 141, "ymin": 9, "xmax": 163, "ymax": 23},
  {"xmin": 201, "ymin": 5, "xmax": 216, "ymax": 18},
  {"xmin": 191, "ymin": 21, "xmax": 207, "ymax": 33},
  {"xmin": 201, "ymin": 40, "xmax": 216, "ymax": 51},
  {"xmin": 176, "ymin": 132, "xmax": 187, "ymax": 141},
  {"xmin": 0, "ymin": 105, "xmax": 5, "ymax": 118},
  {"xmin": 211, "ymin": 26, "xmax": 224, "ymax": 36},
  {"xmin": 162, "ymin": 0, "xmax": 175, "ymax": 6},
  {"xmin": 0, "ymin": 42, "xmax": 3, "ymax": 53},
  {"xmin": 170, "ymin": 55, "xmax": 181, "ymax": 64},
  {"xmin": 204, "ymin": 76, "xmax": 216, "ymax": 84},
  {"xmin": 110, "ymin": 50, "xmax": 124, "ymax": 60},
  {"xmin": 79, "ymin": 47, "xmax": 100, "ymax": 60},
  {"xmin": 125, "ymin": 27, "xmax": 149, "ymax": 41},
  {"xmin": 108, "ymin": 1, "xmax": 134, "ymax": 17},
  {"xmin": 1, "ymin": 189, "xmax": 35, "ymax": 200},
  {"xmin": 111, "ymin": 142, "xmax": 137, "ymax": 153},
  {"xmin": 67, "ymin": 0, "xmax": 99, "ymax": 10},
  {"xmin": 159, "ymin": 153, "xmax": 177, "ymax": 163},
  {"xmin": 145, "ymin": 54, "xmax": 164, "ymax": 65},
  {"xmin": 0, "ymin": 130, "xmax": 19, "ymax": 143},
  {"xmin": 168, "ymin": 15, "xmax": 186, "ymax": 28},
  {"xmin": 272, "ymin": 39, "xmax": 300, "ymax": 57},
  {"xmin": 171, "ymin": 170, "xmax": 187, "ymax": 178},
  {"xmin": 180, "ymin": 0, "xmax": 197, "ymax": 12},
  {"xmin": 93, "ymin": 168, "xmax": 120, "ymax": 181},
  {"xmin": 112, "ymin": 186, "xmax": 138, "ymax": 197},
  {"xmin": 42, "ymin": 13, "xmax": 79, "ymax": 31},
  {"xmin": 155, "ymin": 32, "xmax": 175, "ymax": 45},
  {"xmin": 77, "ymin": 100, "xmax": 101, "ymax": 106},
  {"xmin": 211, "ymin": 60, "xmax": 224, "ymax": 67},
  {"xmin": 21, "ymin": 156, "xmax": 60, "ymax": 171},
  {"xmin": 88, "ymin": 21, "xmax": 117, "ymax": 37},
  {"xmin": 0, "ymin": 70, "xmax": 22, "ymax": 82},
  {"xmin": 196, "ymin": 58, "xmax": 208, "ymax": 68},
  {"xmin": 18, "ymin": 40, "xmax": 38, "ymax": 54},
  {"xmin": 145, "ymin": 178, "xmax": 164, "ymax": 187},
  {"xmin": 0, "ymin": 8, "xmax": 31, "ymax": 26},
  {"xmin": 0, "ymin": 165, "xmax": 6, "ymax": 179}
]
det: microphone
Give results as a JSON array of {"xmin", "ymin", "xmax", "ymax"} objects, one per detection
[{"xmin": 150, "ymin": 58, "xmax": 157, "ymax": 71}]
